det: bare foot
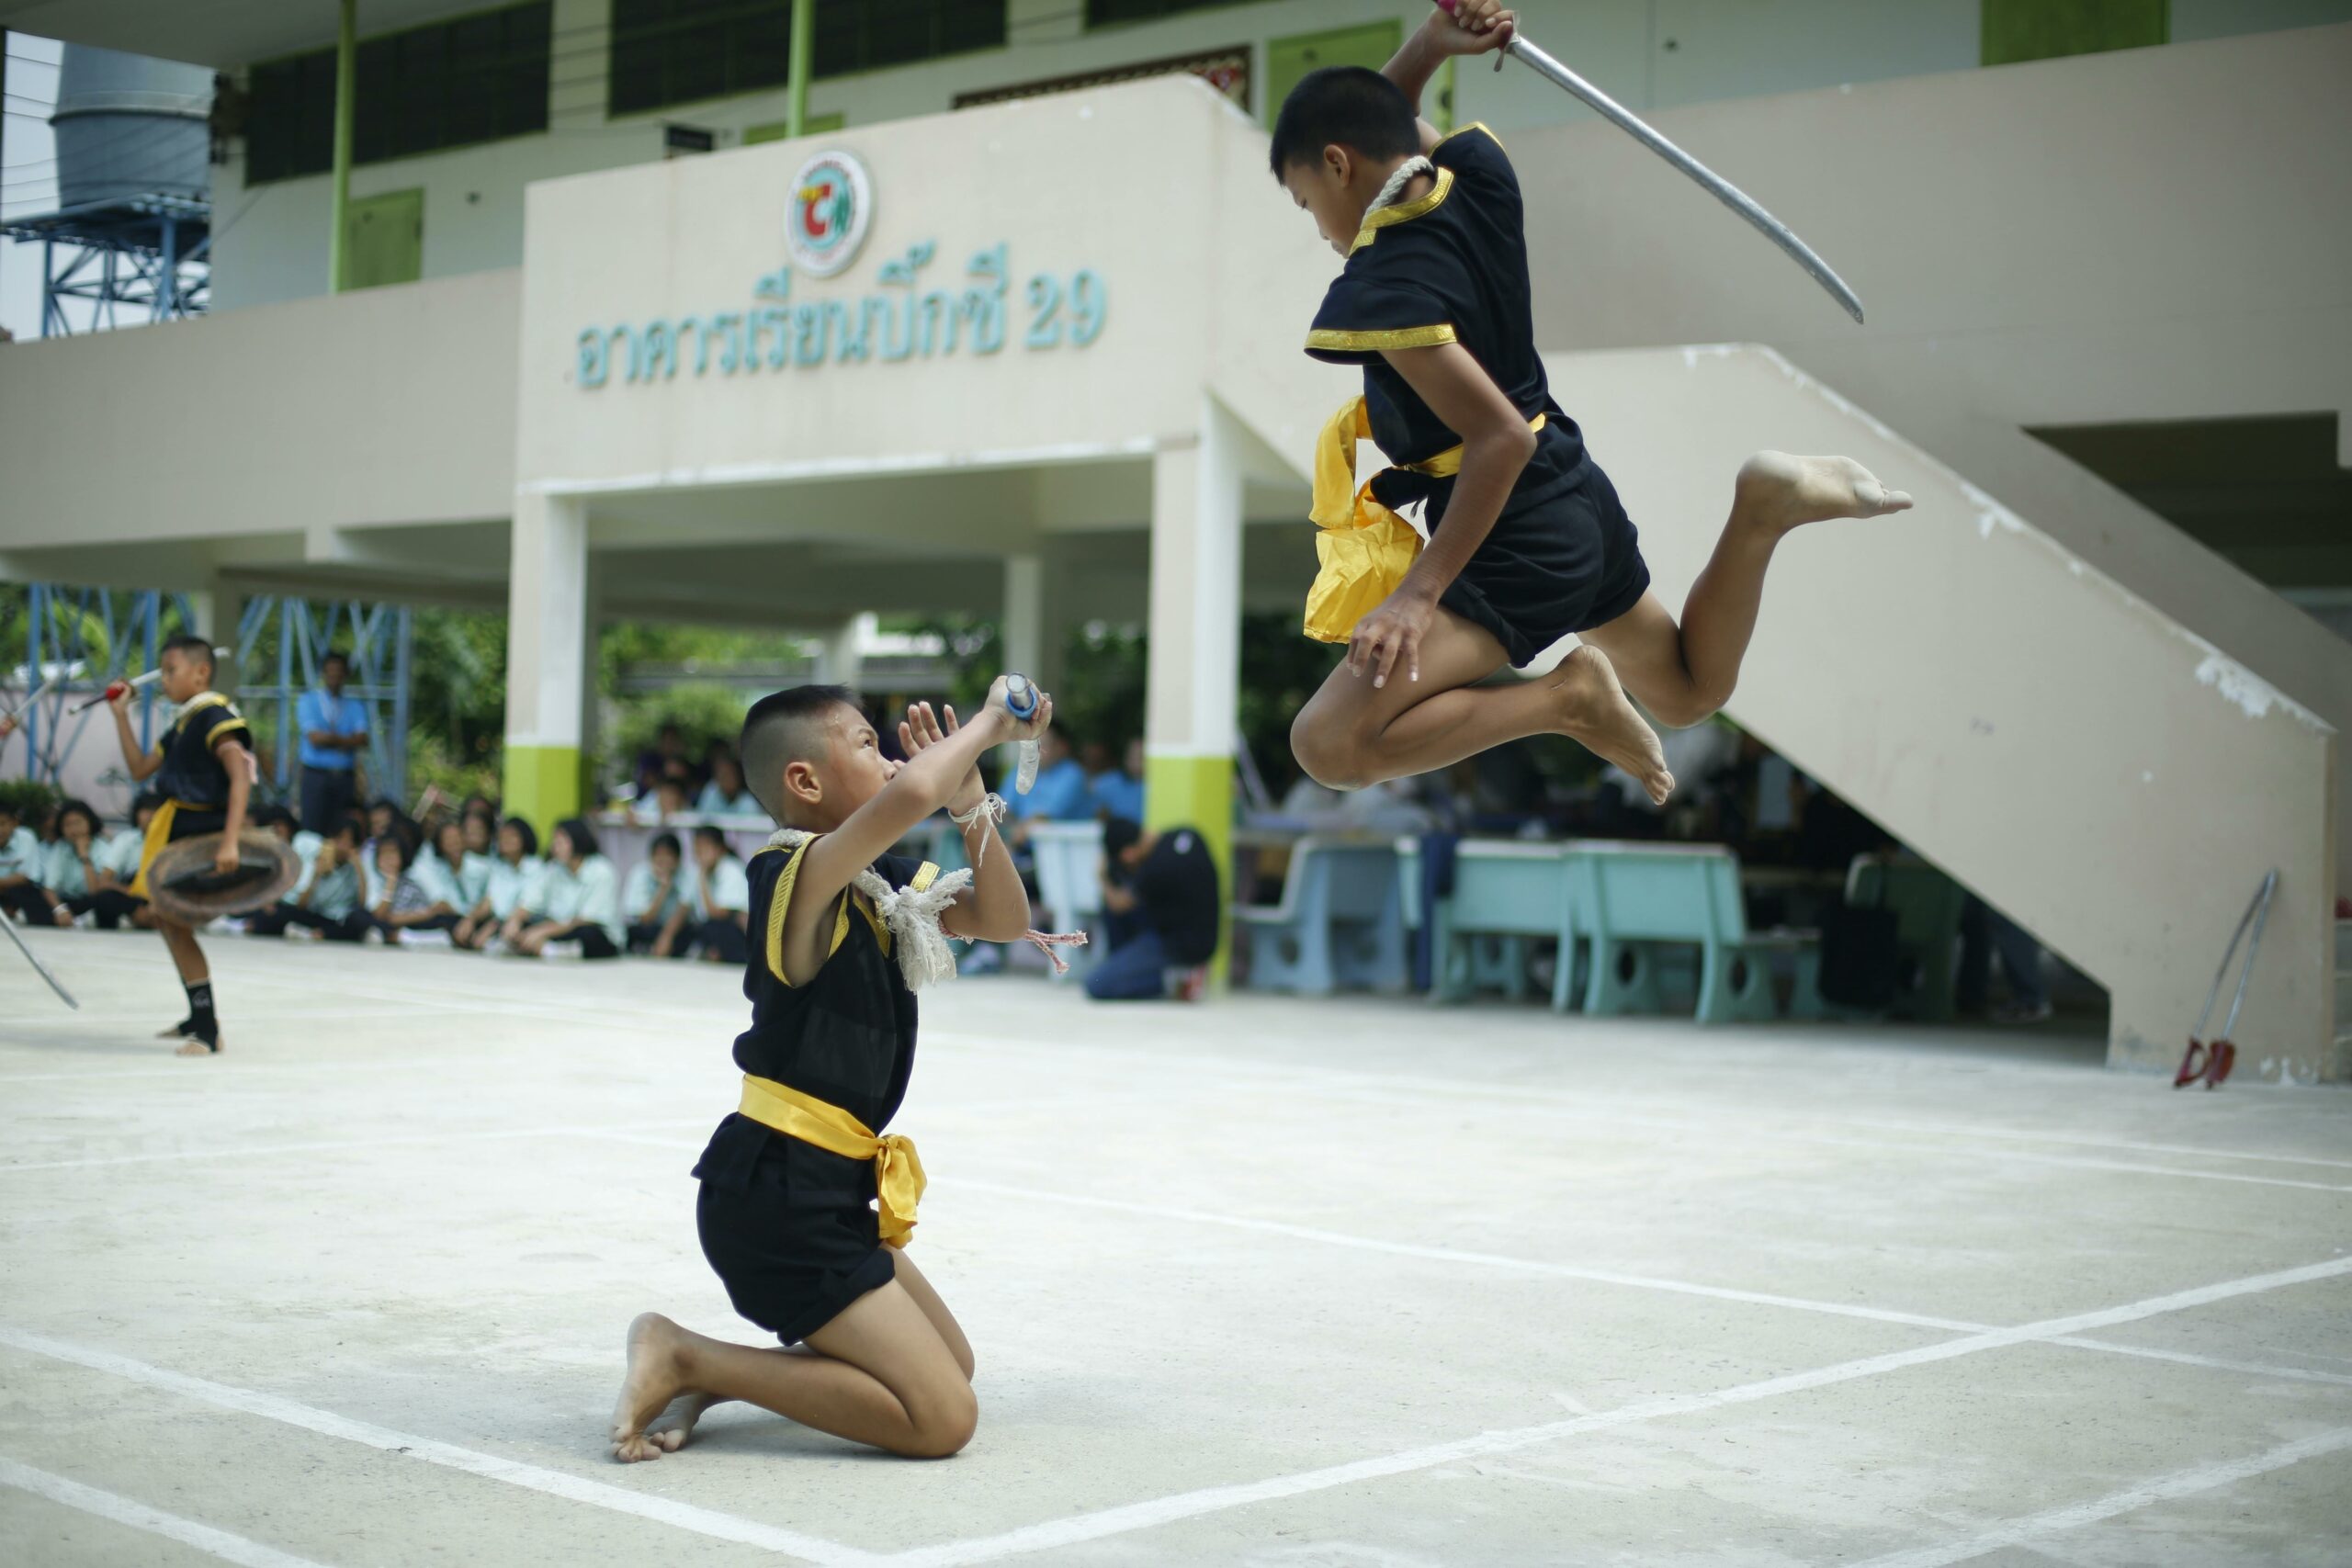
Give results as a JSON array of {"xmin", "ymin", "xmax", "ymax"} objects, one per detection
[
  {"xmin": 1735, "ymin": 451, "xmax": 1914, "ymax": 534},
  {"xmin": 612, "ymin": 1313, "xmax": 694, "ymax": 1462},
  {"xmin": 1551, "ymin": 645, "xmax": 1674, "ymax": 806},
  {"xmin": 643, "ymin": 1392, "xmax": 728, "ymax": 1455},
  {"xmin": 173, "ymin": 1036, "xmax": 221, "ymax": 1057}
]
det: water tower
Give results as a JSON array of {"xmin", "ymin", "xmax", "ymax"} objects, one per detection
[{"xmin": 2, "ymin": 43, "xmax": 212, "ymax": 335}]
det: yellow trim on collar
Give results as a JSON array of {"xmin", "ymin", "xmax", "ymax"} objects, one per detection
[
  {"xmin": 1436, "ymin": 120, "xmax": 1504, "ymax": 152},
  {"xmin": 1349, "ymin": 165, "xmax": 1454, "ymax": 254},
  {"xmin": 1305, "ymin": 323, "xmax": 1458, "ymax": 353}
]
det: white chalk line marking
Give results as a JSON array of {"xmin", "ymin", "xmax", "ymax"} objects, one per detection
[
  {"xmin": 581, "ymin": 1134, "xmax": 2352, "ymax": 1392},
  {"xmin": 1846, "ymin": 1426, "xmax": 2352, "ymax": 1568},
  {"xmin": 0, "ymin": 1327, "xmax": 874, "ymax": 1567},
  {"xmin": 0, "ymin": 1454, "xmax": 335, "ymax": 1568},
  {"xmin": 867, "ymin": 1257, "xmax": 2352, "ymax": 1567},
  {"xmin": 22, "ymin": 942, "xmax": 2350, "ymax": 1178},
  {"xmin": 922, "ymin": 1031, "xmax": 2352, "ymax": 1180},
  {"xmin": 0, "ymin": 1118, "xmax": 714, "ymax": 1173}
]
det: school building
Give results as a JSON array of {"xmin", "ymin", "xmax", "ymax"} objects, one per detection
[{"xmin": 1, "ymin": 2, "xmax": 2347, "ymax": 1076}]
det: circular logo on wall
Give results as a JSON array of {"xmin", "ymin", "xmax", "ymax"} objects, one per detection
[{"xmin": 786, "ymin": 149, "xmax": 872, "ymax": 277}]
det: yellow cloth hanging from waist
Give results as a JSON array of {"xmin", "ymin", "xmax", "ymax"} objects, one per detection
[
  {"xmin": 1304, "ymin": 397, "xmax": 1544, "ymax": 644},
  {"xmin": 738, "ymin": 1074, "xmax": 927, "ymax": 1248}
]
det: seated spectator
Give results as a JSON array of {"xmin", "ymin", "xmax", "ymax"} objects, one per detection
[
  {"xmin": 1091, "ymin": 737, "xmax": 1146, "ymax": 824},
  {"xmin": 508, "ymin": 817, "xmax": 623, "ymax": 959},
  {"xmin": 417, "ymin": 818, "xmax": 488, "ymax": 932},
  {"xmin": 632, "ymin": 774, "xmax": 693, "ymax": 825},
  {"xmin": 460, "ymin": 817, "xmax": 545, "ymax": 952},
  {"xmin": 460, "ymin": 794, "xmax": 498, "ymax": 829},
  {"xmin": 624, "ymin": 831, "xmax": 693, "ymax": 957},
  {"xmin": 250, "ymin": 812, "xmax": 370, "ymax": 942},
  {"xmin": 28, "ymin": 798, "xmax": 109, "ymax": 928},
  {"xmin": 686, "ymin": 824, "xmax": 751, "ymax": 964},
  {"xmin": 93, "ymin": 793, "xmax": 163, "ymax": 930},
  {"xmin": 634, "ymin": 723, "xmax": 699, "ymax": 799},
  {"xmin": 695, "ymin": 752, "xmax": 759, "ymax": 818},
  {"xmin": 0, "ymin": 797, "xmax": 45, "ymax": 923},
  {"xmin": 366, "ymin": 829, "xmax": 451, "ymax": 943},
  {"xmin": 1087, "ymin": 817, "xmax": 1220, "ymax": 1002}
]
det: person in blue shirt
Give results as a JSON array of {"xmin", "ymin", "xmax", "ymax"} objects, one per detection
[
  {"xmin": 1004, "ymin": 730, "xmax": 1094, "ymax": 830},
  {"xmin": 624, "ymin": 831, "xmax": 693, "ymax": 957},
  {"xmin": 695, "ymin": 751, "xmax": 760, "ymax": 818},
  {"xmin": 511, "ymin": 817, "xmax": 624, "ymax": 959},
  {"xmin": 1091, "ymin": 736, "xmax": 1147, "ymax": 824},
  {"xmin": 298, "ymin": 652, "xmax": 370, "ymax": 835}
]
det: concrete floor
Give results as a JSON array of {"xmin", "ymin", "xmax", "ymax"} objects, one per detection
[{"xmin": 2, "ymin": 927, "xmax": 2348, "ymax": 1568}]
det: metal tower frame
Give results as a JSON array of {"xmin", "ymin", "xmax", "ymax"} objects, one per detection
[
  {"xmin": 6, "ymin": 584, "xmax": 192, "ymax": 788},
  {"xmin": 6, "ymin": 589, "xmax": 413, "ymax": 808},
  {"xmin": 233, "ymin": 596, "xmax": 413, "ymax": 808},
  {"xmin": 1, "ymin": 193, "xmax": 209, "ymax": 336}
]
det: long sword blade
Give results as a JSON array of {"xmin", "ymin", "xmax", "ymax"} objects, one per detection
[
  {"xmin": 1498, "ymin": 32, "xmax": 1867, "ymax": 323},
  {"xmin": 0, "ymin": 916, "xmax": 80, "ymax": 1010}
]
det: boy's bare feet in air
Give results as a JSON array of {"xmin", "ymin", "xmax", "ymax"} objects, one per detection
[
  {"xmin": 1552, "ymin": 645, "xmax": 1674, "ymax": 806},
  {"xmin": 1736, "ymin": 451, "xmax": 1914, "ymax": 534},
  {"xmin": 613, "ymin": 1313, "xmax": 698, "ymax": 1462}
]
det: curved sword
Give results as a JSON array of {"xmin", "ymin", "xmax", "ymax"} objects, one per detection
[
  {"xmin": 2, "ymin": 915, "xmax": 80, "ymax": 1010},
  {"xmin": 1436, "ymin": 2, "xmax": 1866, "ymax": 323}
]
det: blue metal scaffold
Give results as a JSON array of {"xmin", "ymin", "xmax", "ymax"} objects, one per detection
[{"xmin": 1, "ymin": 193, "xmax": 209, "ymax": 336}]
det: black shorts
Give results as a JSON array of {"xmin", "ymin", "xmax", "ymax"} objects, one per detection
[
  {"xmin": 693, "ymin": 1114, "xmax": 896, "ymax": 1346},
  {"xmin": 168, "ymin": 807, "xmax": 227, "ymax": 842},
  {"xmin": 1430, "ymin": 455, "xmax": 1652, "ymax": 668}
]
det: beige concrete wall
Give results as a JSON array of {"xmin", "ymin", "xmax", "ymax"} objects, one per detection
[
  {"xmin": 1555, "ymin": 345, "xmax": 2338, "ymax": 1078},
  {"xmin": 1509, "ymin": 23, "xmax": 2352, "ymax": 892},
  {"xmin": 0, "ymin": 267, "xmax": 519, "ymax": 559},
  {"xmin": 513, "ymin": 79, "xmax": 1233, "ymax": 492}
]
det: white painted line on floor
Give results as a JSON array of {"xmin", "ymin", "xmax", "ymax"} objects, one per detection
[
  {"xmin": 925, "ymin": 1030, "xmax": 2352, "ymax": 1178},
  {"xmin": 949, "ymin": 1177, "xmax": 1983, "ymax": 1332},
  {"xmin": 0, "ymin": 1454, "xmax": 334, "ymax": 1568},
  {"xmin": 0, "ymin": 1118, "xmax": 716, "ymax": 1173},
  {"xmin": 0, "ymin": 1328, "xmax": 873, "ymax": 1566},
  {"xmin": 1846, "ymin": 1426, "xmax": 2352, "ymax": 1568},
  {"xmin": 582, "ymin": 1135, "xmax": 2352, "ymax": 1392},
  {"xmin": 871, "ymin": 1257, "xmax": 2352, "ymax": 1567}
]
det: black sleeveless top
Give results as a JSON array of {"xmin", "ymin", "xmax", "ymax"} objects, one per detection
[
  {"xmin": 1303, "ymin": 122, "xmax": 1588, "ymax": 524},
  {"xmin": 695, "ymin": 839, "xmax": 930, "ymax": 1190}
]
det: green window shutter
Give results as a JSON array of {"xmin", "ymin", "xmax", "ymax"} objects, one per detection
[
  {"xmin": 1983, "ymin": 0, "xmax": 2167, "ymax": 66},
  {"xmin": 1265, "ymin": 20, "xmax": 1402, "ymax": 124},
  {"xmin": 345, "ymin": 187, "xmax": 424, "ymax": 290}
]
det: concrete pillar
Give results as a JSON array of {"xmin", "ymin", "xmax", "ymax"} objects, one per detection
[
  {"xmin": 502, "ymin": 490, "xmax": 589, "ymax": 834},
  {"xmin": 820, "ymin": 613, "xmax": 870, "ymax": 688},
  {"xmin": 1002, "ymin": 553, "xmax": 1045, "ymax": 678},
  {"xmin": 184, "ymin": 581, "xmax": 249, "ymax": 696},
  {"xmin": 1145, "ymin": 395, "xmax": 1245, "ymax": 970}
]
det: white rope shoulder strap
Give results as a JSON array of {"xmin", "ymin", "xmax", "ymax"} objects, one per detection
[{"xmin": 766, "ymin": 825, "xmax": 1089, "ymax": 990}]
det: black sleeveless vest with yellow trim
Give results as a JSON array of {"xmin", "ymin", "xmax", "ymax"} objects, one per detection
[{"xmin": 155, "ymin": 692, "xmax": 250, "ymax": 809}]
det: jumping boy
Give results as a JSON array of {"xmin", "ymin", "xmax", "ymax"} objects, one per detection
[
  {"xmin": 113, "ymin": 635, "xmax": 253, "ymax": 1055},
  {"xmin": 611, "ymin": 680, "xmax": 1048, "ymax": 1461},
  {"xmin": 1274, "ymin": 2, "xmax": 1911, "ymax": 803}
]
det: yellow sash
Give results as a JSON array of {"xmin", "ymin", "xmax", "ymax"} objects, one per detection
[
  {"xmin": 1304, "ymin": 397, "xmax": 1545, "ymax": 644},
  {"xmin": 127, "ymin": 799, "xmax": 178, "ymax": 898},
  {"xmin": 738, "ymin": 1074, "xmax": 927, "ymax": 1248}
]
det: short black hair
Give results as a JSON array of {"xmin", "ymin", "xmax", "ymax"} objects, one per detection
[
  {"xmin": 501, "ymin": 815, "xmax": 539, "ymax": 858},
  {"xmin": 320, "ymin": 650, "xmax": 349, "ymax": 670},
  {"xmin": 334, "ymin": 811, "xmax": 369, "ymax": 847},
  {"xmin": 553, "ymin": 815, "xmax": 600, "ymax": 862},
  {"xmin": 1103, "ymin": 816, "xmax": 1145, "ymax": 861},
  {"xmin": 693, "ymin": 824, "xmax": 729, "ymax": 851},
  {"xmin": 741, "ymin": 684, "xmax": 863, "ymax": 821},
  {"xmin": 1269, "ymin": 66, "xmax": 1419, "ymax": 177},
  {"xmin": 133, "ymin": 790, "xmax": 166, "ymax": 818},
  {"xmin": 161, "ymin": 633, "xmax": 215, "ymax": 671},
  {"xmin": 376, "ymin": 831, "xmax": 414, "ymax": 872},
  {"xmin": 53, "ymin": 797, "xmax": 103, "ymax": 840},
  {"xmin": 650, "ymin": 831, "xmax": 682, "ymax": 860}
]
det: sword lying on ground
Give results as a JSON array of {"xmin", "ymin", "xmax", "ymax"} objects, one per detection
[
  {"xmin": 1, "ymin": 913, "xmax": 79, "ymax": 1010},
  {"xmin": 1435, "ymin": 0, "xmax": 1867, "ymax": 323}
]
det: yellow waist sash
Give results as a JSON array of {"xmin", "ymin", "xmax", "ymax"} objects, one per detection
[
  {"xmin": 738, "ymin": 1074, "xmax": 927, "ymax": 1248},
  {"xmin": 1305, "ymin": 396, "xmax": 1545, "ymax": 643}
]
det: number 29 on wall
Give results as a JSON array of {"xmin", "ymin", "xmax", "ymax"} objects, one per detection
[{"xmin": 1025, "ymin": 269, "xmax": 1107, "ymax": 349}]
